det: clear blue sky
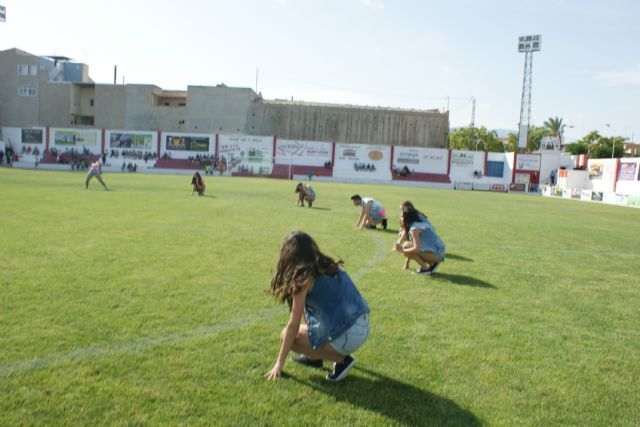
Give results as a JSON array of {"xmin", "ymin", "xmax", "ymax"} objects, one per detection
[{"xmin": 1, "ymin": 0, "xmax": 638, "ymax": 142}]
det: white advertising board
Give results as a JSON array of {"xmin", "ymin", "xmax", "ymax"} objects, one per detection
[
  {"xmin": 392, "ymin": 147, "xmax": 448, "ymax": 174},
  {"xmin": 515, "ymin": 153, "xmax": 541, "ymax": 171},
  {"xmin": 333, "ymin": 143, "xmax": 391, "ymax": 180},
  {"xmin": 51, "ymin": 128, "xmax": 100, "ymax": 153},
  {"xmin": 275, "ymin": 139, "xmax": 332, "ymax": 166},
  {"xmin": 108, "ymin": 130, "xmax": 155, "ymax": 150},
  {"xmin": 219, "ymin": 135, "xmax": 274, "ymax": 174},
  {"xmin": 451, "ymin": 151, "xmax": 476, "ymax": 169}
]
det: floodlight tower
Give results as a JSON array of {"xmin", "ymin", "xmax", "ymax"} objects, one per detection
[{"xmin": 517, "ymin": 35, "xmax": 541, "ymax": 151}]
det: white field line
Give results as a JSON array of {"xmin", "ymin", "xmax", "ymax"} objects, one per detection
[{"xmin": 0, "ymin": 232, "xmax": 388, "ymax": 377}]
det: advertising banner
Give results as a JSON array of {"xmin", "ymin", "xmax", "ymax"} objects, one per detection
[
  {"xmin": 22, "ymin": 128, "xmax": 43, "ymax": 144},
  {"xmin": 603, "ymin": 193, "xmax": 628, "ymax": 206},
  {"xmin": 571, "ymin": 188, "xmax": 581, "ymax": 199},
  {"xmin": 335, "ymin": 144, "xmax": 389, "ymax": 165},
  {"xmin": 627, "ymin": 196, "xmax": 640, "ymax": 207},
  {"xmin": 515, "ymin": 153, "xmax": 541, "ymax": 171},
  {"xmin": 455, "ymin": 182, "xmax": 473, "ymax": 190},
  {"xmin": 333, "ymin": 143, "xmax": 391, "ymax": 179},
  {"xmin": 589, "ymin": 162, "xmax": 604, "ymax": 180},
  {"xmin": 165, "ymin": 135, "xmax": 210, "ymax": 152},
  {"xmin": 451, "ymin": 151, "xmax": 475, "ymax": 168},
  {"xmin": 472, "ymin": 183, "xmax": 491, "ymax": 191},
  {"xmin": 53, "ymin": 129, "xmax": 97, "ymax": 147},
  {"xmin": 580, "ymin": 190, "xmax": 592, "ymax": 201},
  {"xmin": 110, "ymin": 132, "xmax": 153, "ymax": 150},
  {"xmin": 275, "ymin": 139, "xmax": 332, "ymax": 166},
  {"xmin": 510, "ymin": 183, "xmax": 527, "ymax": 192},
  {"xmin": 618, "ymin": 162, "xmax": 637, "ymax": 181},
  {"xmin": 392, "ymin": 147, "xmax": 448, "ymax": 174},
  {"xmin": 218, "ymin": 135, "xmax": 273, "ymax": 173},
  {"xmin": 335, "ymin": 143, "xmax": 389, "ymax": 169}
]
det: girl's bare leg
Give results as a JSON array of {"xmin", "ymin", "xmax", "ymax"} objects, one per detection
[
  {"xmin": 95, "ymin": 174, "xmax": 109, "ymax": 190},
  {"xmin": 85, "ymin": 174, "xmax": 93, "ymax": 189},
  {"xmin": 280, "ymin": 324, "xmax": 345, "ymax": 363}
]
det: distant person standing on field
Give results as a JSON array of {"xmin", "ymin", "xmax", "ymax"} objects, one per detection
[
  {"xmin": 351, "ymin": 194, "xmax": 387, "ymax": 230},
  {"xmin": 295, "ymin": 182, "xmax": 316, "ymax": 207},
  {"xmin": 85, "ymin": 160, "xmax": 109, "ymax": 190}
]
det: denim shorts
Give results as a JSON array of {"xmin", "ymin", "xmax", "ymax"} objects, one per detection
[{"xmin": 329, "ymin": 314, "xmax": 370, "ymax": 355}]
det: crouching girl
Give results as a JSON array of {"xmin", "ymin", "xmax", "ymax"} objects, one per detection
[
  {"xmin": 394, "ymin": 206, "xmax": 446, "ymax": 275},
  {"xmin": 266, "ymin": 231, "xmax": 370, "ymax": 382}
]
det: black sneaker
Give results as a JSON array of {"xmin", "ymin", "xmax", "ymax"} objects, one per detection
[
  {"xmin": 326, "ymin": 355, "xmax": 355, "ymax": 382},
  {"xmin": 427, "ymin": 261, "xmax": 441, "ymax": 274},
  {"xmin": 413, "ymin": 267, "xmax": 432, "ymax": 275},
  {"xmin": 291, "ymin": 354, "xmax": 323, "ymax": 369},
  {"xmin": 381, "ymin": 218, "xmax": 388, "ymax": 230}
]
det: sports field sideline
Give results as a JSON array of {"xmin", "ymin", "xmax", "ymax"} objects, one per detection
[{"xmin": 1, "ymin": 168, "xmax": 639, "ymax": 425}]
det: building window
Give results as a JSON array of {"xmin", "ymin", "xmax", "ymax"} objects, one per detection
[
  {"xmin": 29, "ymin": 65, "xmax": 38, "ymax": 75},
  {"xmin": 486, "ymin": 161, "xmax": 504, "ymax": 177},
  {"xmin": 18, "ymin": 86, "xmax": 37, "ymax": 97},
  {"xmin": 18, "ymin": 64, "xmax": 29, "ymax": 75},
  {"xmin": 90, "ymin": 99, "xmax": 94, "ymax": 107}
]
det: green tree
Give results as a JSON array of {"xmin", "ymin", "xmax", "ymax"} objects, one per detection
[
  {"xmin": 503, "ymin": 126, "xmax": 549, "ymax": 152},
  {"xmin": 448, "ymin": 127, "xmax": 472, "ymax": 150},
  {"xmin": 543, "ymin": 117, "xmax": 566, "ymax": 141},
  {"xmin": 448, "ymin": 127, "xmax": 506, "ymax": 152},
  {"xmin": 526, "ymin": 126, "xmax": 549, "ymax": 152},
  {"xmin": 505, "ymin": 132, "xmax": 519, "ymax": 152},
  {"xmin": 564, "ymin": 142, "xmax": 588, "ymax": 155},
  {"xmin": 570, "ymin": 130, "xmax": 625, "ymax": 158}
]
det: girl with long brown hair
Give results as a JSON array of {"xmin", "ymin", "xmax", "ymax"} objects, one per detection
[{"xmin": 266, "ymin": 231, "xmax": 370, "ymax": 382}]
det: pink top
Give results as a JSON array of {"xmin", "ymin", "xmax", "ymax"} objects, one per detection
[{"xmin": 90, "ymin": 161, "xmax": 100, "ymax": 170}]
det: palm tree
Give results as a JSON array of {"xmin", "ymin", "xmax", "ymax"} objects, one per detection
[{"xmin": 543, "ymin": 117, "xmax": 566, "ymax": 143}]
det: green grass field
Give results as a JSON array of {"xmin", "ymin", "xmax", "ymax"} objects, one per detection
[{"xmin": 1, "ymin": 168, "xmax": 639, "ymax": 426}]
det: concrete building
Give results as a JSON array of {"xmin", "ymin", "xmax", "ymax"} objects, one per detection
[
  {"xmin": 250, "ymin": 99, "xmax": 448, "ymax": 147},
  {"xmin": 0, "ymin": 48, "xmax": 94, "ymax": 128},
  {"xmin": 0, "ymin": 47, "xmax": 449, "ymax": 148}
]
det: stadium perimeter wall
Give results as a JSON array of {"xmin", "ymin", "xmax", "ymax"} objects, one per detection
[{"xmin": 2, "ymin": 125, "xmax": 639, "ymax": 207}]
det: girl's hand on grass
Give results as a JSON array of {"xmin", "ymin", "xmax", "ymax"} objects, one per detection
[{"xmin": 265, "ymin": 363, "xmax": 284, "ymax": 380}]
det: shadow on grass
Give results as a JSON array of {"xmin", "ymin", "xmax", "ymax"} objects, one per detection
[
  {"xmin": 310, "ymin": 207, "xmax": 331, "ymax": 211},
  {"xmin": 445, "ymin": 253, "xmax": 473, "ymax": 262},
  {"xmin": 381, "ymin": 228, "xmax": 400, "ymax": 234},
  {"xmin": 432, "ymin": 273, "xmax": 496, "ymax": 289},
  {"xmin": 290, "ymin": 366, "xmax": 479, "ymax": 426}
]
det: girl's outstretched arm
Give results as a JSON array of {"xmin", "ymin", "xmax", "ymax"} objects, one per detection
[
  {"xmin": 265, "ymin": 290, "xmax": 306, "ymax": 380},
  {"xmin": 396, "ymin": 229, "xmax": 421, "ymax": 253},
  {"xmin": 355, "ymin": 205, "xmax": 367, "ymax": 228}
]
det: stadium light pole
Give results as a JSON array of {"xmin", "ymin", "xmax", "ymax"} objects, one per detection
[{"xmin": 517, "ymin": 35, "xmax": 541, "ymax": 152}]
